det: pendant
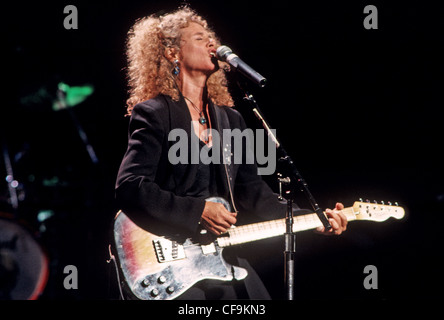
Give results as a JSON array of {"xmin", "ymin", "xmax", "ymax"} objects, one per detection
[{"xmin": 199, "ymin": 116, "xmax": 207, "ymax": 125}]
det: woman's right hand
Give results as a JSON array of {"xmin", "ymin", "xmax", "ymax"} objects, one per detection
[{"xmin": 200, "ymin": 201, "xmax": 237, "ymax": 235}]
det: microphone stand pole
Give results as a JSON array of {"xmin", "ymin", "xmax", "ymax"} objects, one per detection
[
  {"xmin": 277, "ymin": 173, "xmax": 296, "ymax": 300},
  {"xmin": 240, "ymin": 90, "xmax": 332, "ymax": 300}
]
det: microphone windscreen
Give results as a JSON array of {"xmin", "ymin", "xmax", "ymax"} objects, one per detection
[{"xmin": 216, "ymin": 45, "xmax": 233, "ymax": 61}]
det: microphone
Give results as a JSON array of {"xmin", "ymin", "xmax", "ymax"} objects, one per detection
[{"xmin": 216, "ymin": 45, "xmax": 267, "ymax": 87}]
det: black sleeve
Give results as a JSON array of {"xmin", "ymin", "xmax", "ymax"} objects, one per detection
[{"xmin": 115, "ymin": 101, "xmax": 205, "ymax": 235}]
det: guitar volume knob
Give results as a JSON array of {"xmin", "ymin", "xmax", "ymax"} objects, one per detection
[
  {"xmin": 158, "ymin": 275, "xmax": 166, "ymax": 284},
  {"xmin": 166, "ymin": 286, "xmax": 175, "ymax": 294},
  {"xmin": 150, "ymin": 288, "xmax": 160, "ymax": 297},
  {"xmin": 141, "ymin": 278, "xmax": 150, "ymax": 287}
]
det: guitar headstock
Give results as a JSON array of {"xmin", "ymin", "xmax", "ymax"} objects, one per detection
[{"xmin": 352, "ymin": 200, "xmax": 405, "ymax": 222}]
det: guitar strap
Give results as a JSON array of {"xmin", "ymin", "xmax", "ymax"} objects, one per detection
[{"xmin": 212, "ymin": 104, "xmax": 238, "ymax": 213}]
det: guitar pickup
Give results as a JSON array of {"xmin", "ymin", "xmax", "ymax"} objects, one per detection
[
  {"xmin": 201, "ymin": 242, "xmax": 217, "ymax": 255},
  {"xmin": 153, "ymin": 238, "xmax": 186, "ymax": 263}
]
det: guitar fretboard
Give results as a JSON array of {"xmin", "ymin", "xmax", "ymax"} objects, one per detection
[{"xmin": 217, "ymin": 207, "xmax": 357, "ymax": 247}]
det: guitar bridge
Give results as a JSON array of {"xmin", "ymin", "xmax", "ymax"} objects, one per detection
[{"xmin": 153, "ymin": 238, "xmax": 186, "ymax": 263}]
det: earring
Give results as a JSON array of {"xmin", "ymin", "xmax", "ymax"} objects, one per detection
[{"xmin": 173, "ymin": 59, "xmax": 180, "ymax": 76}]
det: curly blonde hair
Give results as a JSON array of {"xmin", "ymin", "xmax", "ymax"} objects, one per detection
[{"xmin": 125, "ymin": 7, "xmax": 234, "ymax": 115}]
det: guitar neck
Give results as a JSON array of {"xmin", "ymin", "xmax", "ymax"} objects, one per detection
[{"xmin": 217, "ymin": 207, "xmax": 357, "ymax": 248}]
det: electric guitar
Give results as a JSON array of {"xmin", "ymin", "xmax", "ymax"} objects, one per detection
[{"xmin": 111, "ymin": 197, "xmax": 405, "ymax": 300}]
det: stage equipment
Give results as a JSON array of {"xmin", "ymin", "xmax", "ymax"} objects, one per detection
[
  {"xmin": 0, "ymin": 213, "xmax": 49, "ymax": 299},
  {"xmin": 216, "ymin": 45, "xmax": 267, "ymax": 87},
  {"xmin": 53, "ymin": 82, "xmax": 98, "ymax": 164}
]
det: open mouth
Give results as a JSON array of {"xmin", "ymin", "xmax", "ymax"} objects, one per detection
[{"xmin": 210, "ymin": 51, "xmax": 218, "ymax": 66}]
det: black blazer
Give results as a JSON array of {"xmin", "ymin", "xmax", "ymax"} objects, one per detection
[{"xmin": 115, "ymin": 94, "xmax": 301, "ymax": 236}]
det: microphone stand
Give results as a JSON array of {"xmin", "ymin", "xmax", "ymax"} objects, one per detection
[
  {"xmin": 277, "ymin": 173, "xmax": 296, "ymax": 300},
  {"xmin": 239, "ymin": 88, "xmax": 332, "ymax": 300}
]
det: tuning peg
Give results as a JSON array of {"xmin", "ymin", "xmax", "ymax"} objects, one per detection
[
  {"xmin": 373, "ymin": 200, "xmax": 377, "ymax": 204},
  {"xmin": 395, "ymin": 202, "xmax": 399, "ymax": 206},
  {"xmin": 359, "ymin": 198, "xmax": 363, "ymax": 202},
  {"xmin": 381, "ymin": 201, "xmax": 385, "ymax": 205},
  {"xmin": 388, "ymin": 201, "xmax": 392, "ymax": 206},
  {"xmin": 366, "ymin": 199, "xmax": 370, "ymax": 203}
]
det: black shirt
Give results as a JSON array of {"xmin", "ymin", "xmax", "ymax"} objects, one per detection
[{"xmin": 185, "ymin": 139, "xmax": 216, "ymax": 199}]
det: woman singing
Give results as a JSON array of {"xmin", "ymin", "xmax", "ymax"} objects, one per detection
[{"xmin": 115, "ymin": 6, "xmax": 347, "ymax": 300}]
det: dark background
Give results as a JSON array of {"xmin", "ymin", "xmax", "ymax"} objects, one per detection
[{"xmin": 2, "ymin": 0, "xmax": 443, "ymax": 300}]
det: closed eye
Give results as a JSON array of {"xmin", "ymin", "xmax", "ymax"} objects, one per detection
[{"xmin": 193, "ymin": 32, "xmax": 207, "ymax": 41}]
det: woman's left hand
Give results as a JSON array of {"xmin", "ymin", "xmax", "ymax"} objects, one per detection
[{"xmin": 315, "ymin": 202, "xmax": 348, "ymax": 236}]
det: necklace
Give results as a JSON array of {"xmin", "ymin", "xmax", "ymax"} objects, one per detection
[{"xmin": 184, "ymin": 96, "xmax": 207, "ymax": 125}]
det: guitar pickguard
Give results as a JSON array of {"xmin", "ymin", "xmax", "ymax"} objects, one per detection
[
  {"xmin": 131, "ymin": 239, "xmax": 246, "ymax": 300},
  {"xmin": 113, "ymin": 210, "xmax": 248, "ymax": 300}
]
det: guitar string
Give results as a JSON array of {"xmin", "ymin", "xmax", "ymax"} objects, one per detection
[
  {"xmin": 169, "ymin": 208, "xmax": 355, "ymax": 249},
  {"xmin": 175, "ymin": 204, "xmax": 405, "ymax": 249},
  {"xmin": 148, "ymin": 205, "xmax": 399, "ymax": 253}
]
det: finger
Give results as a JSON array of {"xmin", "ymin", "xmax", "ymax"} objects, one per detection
[
  {"xmin": 329, "ymin": 218, "xmax": 340, "ymax": 234},
  {"xmin": 335, "ymin": 202, "xmax": 344, "ymax": 210},
  {"xmin": 332, "ymin": 203, "xmax": 347, "ymax": 231},
  {"xmin": 316, "ymin": 209, "xmax": 334, "ymax": 234},
  {"xmin": 214, "ymin": 205, "xmax": 237, "ymax": 224},
  {"xmin": 211, "ymin": 226, "xmax": 227, "ymax": 235},
  {"xmin": 315, "ymin": 226, "xmax": 326, "ymax": 234},
  {"xmin": 337, "ymin": 211, "xmax": 348, "ymax": 231},
  {"xmin": 225, "ymin": 212, "xmax": 237, "ymax": 226},
  {"xmin": 325, "ymin": 220, "xmax": 341, "ymax": 236},
  {"xmin": 201, "ymin": 203, "xmax": 234, "ymax": 235},
  {"xmin": 201, "ymin": 211, "xmax": 231, "ymax": 231},
  {"xmin": 315, "ymin": 223, "xmax": 336, "ymax": 236},
  {"xmin": 212, "ymin": 216, "xmax": 232, "ymax": 229},
  {"xmin": 207, "ymin": 205, "xmax": 233, "ymax": 228},
  {"xmin": 212, "ymin": 212, "xmax": 235, "ymax": 229},
  {"xmin": 213, "ymin": 204, "xmax": 237, "ymax": 226},
  {"xmin": 326, "ymin": 209, "xmax": 343, "ymax": 231},
  {"xmin": 201, "ymin": 219, "xmax": 227, "ymax": 235}
]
